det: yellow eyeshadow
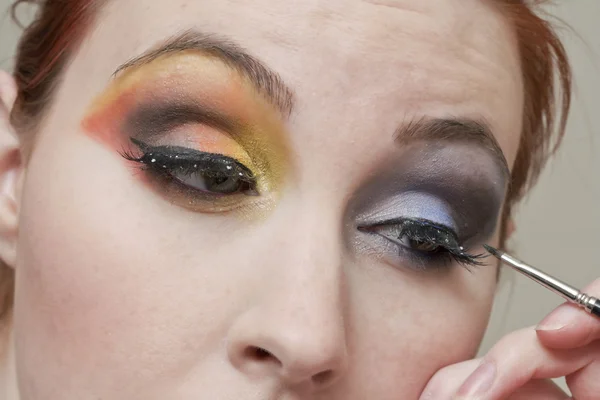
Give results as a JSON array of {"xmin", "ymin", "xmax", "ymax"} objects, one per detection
[{"xmin": 82, "ymin": 50, "xmax": 292, "ymax": 218}]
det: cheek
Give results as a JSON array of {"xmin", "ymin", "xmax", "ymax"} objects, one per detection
[
  {"xmin": 11, "ymin": 125, "xmax": 499, "ymax": 397},
  {"xmin": 12, "ymin": 133, "xmax": 246, "ymax": 391},
  {"xmin": 343, "ymin": 263, "xmax": 495, "ymax": 398}
]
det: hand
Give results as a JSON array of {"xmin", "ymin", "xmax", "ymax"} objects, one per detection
[{"xmin": 419, "ymin": 279, "xmax": 600, "ymax": 399}]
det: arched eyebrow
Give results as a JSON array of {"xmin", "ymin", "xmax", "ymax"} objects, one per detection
[
  {"xmin": 114, "ymin": 31, "xmax": 510, "ymax": 178},
  {"xmin": 394, "ymin": 117, "xmax": 510, "ymax": 178},
  {"xmin": 113, "ymin": 29, "xmax": 296, "ymax": 118}
]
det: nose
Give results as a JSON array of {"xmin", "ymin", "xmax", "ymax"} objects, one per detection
[
  {"xmin": 226, "ymin": 215, "xmax": 348, "ymax": 391},
  {"xmin": 228, "ymin": 308, "xmax": 347, "ymax": 389}
]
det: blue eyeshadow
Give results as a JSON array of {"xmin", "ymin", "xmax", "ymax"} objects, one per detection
[{"xmin": 356, "ymin": 191, "xmax": 457, "ymax": 231}]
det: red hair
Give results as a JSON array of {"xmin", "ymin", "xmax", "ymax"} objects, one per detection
[
  {"xmin": 9, "ymin": 0, "xmax": 98, "ymax": 134},
  {"xmin": 1, "ymin": 0, "xmax": 572, "ymax": 319}
]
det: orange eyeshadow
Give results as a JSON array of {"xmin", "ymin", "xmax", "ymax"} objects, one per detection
[
  {"xmin": 81, "ymin": 87, "xmax": 139, "ymax": 151},
  {"xmin": 80, "ymin": 51, "xmax": 290, "ymax": 195}
]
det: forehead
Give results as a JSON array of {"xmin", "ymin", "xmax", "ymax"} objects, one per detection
[{"xmin": 74, "ymin": 0, "xmax": 523, "ymax": 164}]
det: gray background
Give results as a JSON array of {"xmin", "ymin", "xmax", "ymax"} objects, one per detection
[{"xmin": 1, "ymin": 0, "xmax": 599, "ymax": 392}]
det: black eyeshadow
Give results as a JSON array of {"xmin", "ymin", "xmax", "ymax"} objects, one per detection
[
  {"xmin": 349, "ymin": 141, "xmax": 508, "ymax": 246},
  {"xmin": 123, "ymin": 100, "xmax": 241, "ymax": 142}
]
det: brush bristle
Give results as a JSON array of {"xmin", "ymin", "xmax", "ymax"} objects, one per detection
[{"xmin": 483, "ymin": 244, "xmax": 503, "ymax": 258}]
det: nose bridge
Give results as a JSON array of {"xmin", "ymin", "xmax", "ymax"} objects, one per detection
[
  {"xmin": 277, "ymin": 201, "xmax": 345, "ymax": 299},
  {"xmin": 269, "ymin": 201, "xmax": 347, "ymax": 364},
  {"xmin": 227, "ymin": 199, "xmax": 349, "ymax": 388}
]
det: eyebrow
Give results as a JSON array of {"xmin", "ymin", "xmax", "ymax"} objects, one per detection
[
  {"xmin": 394, "ymin": 117, "xmax": 510, "ymax": 177},
  {"xmin": 114, "ymin": 30, "xmax": 295, "ymax": 117}
]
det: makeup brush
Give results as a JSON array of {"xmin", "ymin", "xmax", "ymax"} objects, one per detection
[{"xmin": 484, "ymin": 245, "xmax": 600, "ymax": 319}]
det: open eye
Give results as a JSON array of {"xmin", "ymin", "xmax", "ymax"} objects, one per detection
[
  {"xmin": 122, "ymin": 138, "xmax": 259, "ymax": 200},
  {"xmin": 367, "ymin": 218, "xmax": 461, "ymax": 255},
  {"xmin": 169, "ymin": 169, "xmax": 256, "ymax": 195},
  {"xmin": 360, "ymin": 217, "xmax": 484, "ymax": 269},
  {"xmin": 397, "ymin": 236, "xmax": 441, "ymax": 253}
]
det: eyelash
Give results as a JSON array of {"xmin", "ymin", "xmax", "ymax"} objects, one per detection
[
  {"xmin": 121, "ymin": 140, "xmax": 482, "ymax": 269},
  {"xmin": 121, "ymin": 138, "xmax": 259, "ymax": 197},
  {"xmin": 361, "ymin": 218, "xmax": 485, "ymax": 270}
]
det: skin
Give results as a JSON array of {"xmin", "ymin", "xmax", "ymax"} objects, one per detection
[
  {"xmin": 5, "ymin": 0, "xmax": 589, "ymax": 398},
  {"xmin": 81, "ymin": 51, "xmax": 291, "ymax": 212},
  {"xmin": 423, "ymin": 288, "xmax": 600, "ymax": 400}
]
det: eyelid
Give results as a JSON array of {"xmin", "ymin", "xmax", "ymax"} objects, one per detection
[
  {"xmin": 355, "ymin": 191, "xmax": 458, "ymax": 232},
  {"xmin": 365, "ymin": 217, "xmax": 455, "ymax": 232},
  {"xmin": 126, "ymin": 138, "xmax": 257, "ymax": 181},
  {"xmin": 127, "ymin": 108, "xmax": 258, "ymax": 163},
  {"xmin": 124, "ymin": 102, "xmax": 242, "ymax": 141},
  {"xmin": 121, "ymin": 138, "xmax": 264, "ymax": 213},
  {"xmin": 359, "ymin": 217, "xmax": 460, "ymax": 247},
  {"xmin": 122, "ymin": 102, "xmax": 278, "ymax": 187}
]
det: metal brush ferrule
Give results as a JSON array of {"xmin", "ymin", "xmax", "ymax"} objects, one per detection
[{"xmin": 575, "ymin": 292, "xmax": 600, "ymax": 314}]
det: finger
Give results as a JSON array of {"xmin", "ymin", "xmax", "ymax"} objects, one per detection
[
  {"xmin": 420, "ymin": 358, "xmax": 568, "ymax": 400},
  {"xmin": 505, "ymin": 379, "xmax": 571, "ymax": 400},
  {"xmin": 537, "ymin": 279, "xmax": 600, "ymax": 349},
  {"xmin": 419, "ymin": 359, "xmax": 480, "ymax": 399},
  {"xmin": 453, "ymin": 327, "xmax": 600, "ymax": 400},
  {"xmin": 566, "ymin": 359, "xmax": 600, "ymax": 400}
]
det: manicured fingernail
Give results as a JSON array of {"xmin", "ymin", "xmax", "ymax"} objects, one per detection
[
  {"xmin": 455, "ymin": 361, "xmax": 496, "ymax": 397},
  {"xmin": 537, "ymin": 305, "xmax": 580, "ymax": 331}
]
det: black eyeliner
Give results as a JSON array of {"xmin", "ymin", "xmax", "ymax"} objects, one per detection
[
  {"xmin": 360, "ymin": 218, "xmax": 486, "ymax": 269},
  {"xmin": 121, "ymin": 138, "xmax": 259, "ymax": 196}
]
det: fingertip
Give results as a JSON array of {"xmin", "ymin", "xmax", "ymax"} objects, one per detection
[
  {"xmin": 535, "ymin": 326, "xmax": 570, "ymax": 349},
  {"xmin": 536, "ymin": 322, "xmax": 595, "ymax": 349}
]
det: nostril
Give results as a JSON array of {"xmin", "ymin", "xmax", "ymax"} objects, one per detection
[
  {"xmin": 252, "ymin": 347, "xmax": 271, "ymax": 360},
  {"xmin": 312, "ymin": 369, "xmax": 334, "ymax": 385},
  {"xmin": 245, "ymin": 346, "xmax": 281, "ymax": 366}
]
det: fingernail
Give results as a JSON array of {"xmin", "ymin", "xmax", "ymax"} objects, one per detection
[
  {"xmin": 455, "ymin": 361, "xmax": 496, "ymax": 398},
  {"xmin": 537, "ymin": 305, "xmax": 580, "ymax": 331}
]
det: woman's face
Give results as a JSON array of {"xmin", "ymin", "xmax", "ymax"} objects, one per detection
[{"xmin": 10, "ymin": 0, "xmax": 523, "ymax": 398}]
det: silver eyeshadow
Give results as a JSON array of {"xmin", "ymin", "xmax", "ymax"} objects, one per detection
[{"xmin": 356, "ymin": 191, "xmax": 457, "ymax": 231}]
